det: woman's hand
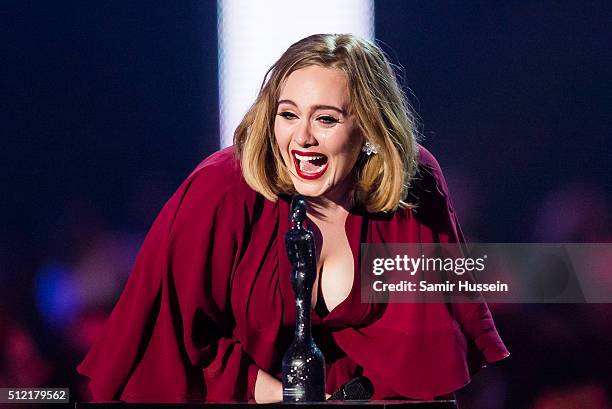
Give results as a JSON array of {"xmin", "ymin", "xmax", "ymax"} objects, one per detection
[{"xmin": 254, "ymin": 369, "xmax": 282, "ymax": 403}]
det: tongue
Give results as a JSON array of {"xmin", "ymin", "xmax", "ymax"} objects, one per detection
[{"xmin": 302, "ymin": 160, "xmax": 320, "ymax": 173}]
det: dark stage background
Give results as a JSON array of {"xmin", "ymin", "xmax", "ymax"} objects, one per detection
[{"xmin": 3, "ymin": 2, "xmax": 612, "ymax": 408}]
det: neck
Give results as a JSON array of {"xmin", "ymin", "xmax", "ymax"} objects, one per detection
[{"xmin": 305, "ymin": 178, "xmax": 354, "ymax": 220}]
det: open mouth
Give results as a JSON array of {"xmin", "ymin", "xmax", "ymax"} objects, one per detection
[{"xmin": 291, "ymin": 150, "xmax": 329, "ymax": 180}]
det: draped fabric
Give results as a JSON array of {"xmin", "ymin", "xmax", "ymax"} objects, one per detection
[{"xmin": 77, "ymin": 145, "xmax": 509, "ymax": 402}]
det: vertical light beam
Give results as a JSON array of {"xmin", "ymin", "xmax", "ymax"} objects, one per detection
[{"xmin": 218, "ymin": 0, "xmax": 374, "ymax": 148}]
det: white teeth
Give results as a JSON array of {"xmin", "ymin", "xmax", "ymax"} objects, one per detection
[
  {"xmin": 294, "ymin": 153, "xmax": 324, "ymax": 162},
  {"xmin": 293, "ymin": 152, "xmax": 327, "ymax": 173}
]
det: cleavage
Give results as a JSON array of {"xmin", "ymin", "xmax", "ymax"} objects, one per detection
[{"xmin": 307, "ymin": 217, "xmax": 355, "ymax": 315}]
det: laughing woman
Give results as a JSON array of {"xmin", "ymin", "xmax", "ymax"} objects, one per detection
[{"xmin": 77, "ymin": 33, "xmax": 509, "ymax": 403}]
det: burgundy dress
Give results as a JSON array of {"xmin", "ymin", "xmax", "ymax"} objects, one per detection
[{"xmin": 77, "ymin": 145, "xmax": 509, "ymax": 402}]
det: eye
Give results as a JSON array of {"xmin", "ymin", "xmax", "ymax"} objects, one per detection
[
  {"xmin": 317, "ymin": 115, "xmax": 339, "ymax": 125},
  {"xmin": 278, "ymin": 111, "xmax": 298, "ymax": 120}
]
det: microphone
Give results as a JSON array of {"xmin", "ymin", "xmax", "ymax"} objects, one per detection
[{"xmin": 328, "ymin": 376, "xmax": 374, "ymax": 400}]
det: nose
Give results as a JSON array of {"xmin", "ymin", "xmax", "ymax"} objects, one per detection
[{"xmin": 293, "ymin": 119, "xmax": 318, "ymax": 148}]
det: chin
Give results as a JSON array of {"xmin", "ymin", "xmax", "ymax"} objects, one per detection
[{"xmin": 291, "ymin": 179, "xmax": 328, "ymax": 198}]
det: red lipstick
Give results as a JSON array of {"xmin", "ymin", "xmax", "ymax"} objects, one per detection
[{"xmin": 291, "ymin": 150, "xmax": 329, "ymax": 180}]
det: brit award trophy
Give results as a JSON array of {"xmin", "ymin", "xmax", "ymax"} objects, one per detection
[{"xmin": 282, "ymin": 195, "xmax": 326, "ymax": 402}]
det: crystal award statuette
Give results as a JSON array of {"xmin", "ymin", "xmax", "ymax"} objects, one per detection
[{"xmin": 282, "ymin": 195, "xmax": 326, "ymax": 402}]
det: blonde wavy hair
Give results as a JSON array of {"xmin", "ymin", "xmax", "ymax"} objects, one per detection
[{"xmin": 234, "ymin": 33, "xmax": 419, "ymax": 213}]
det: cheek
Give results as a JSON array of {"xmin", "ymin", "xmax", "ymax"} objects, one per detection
[
  {"xmin": 274, "ymin": 122, "xmax": 288, "ymax": 147},
  {"xmin": 273, "ymin": 120, "xmax": 284, "ymax": 145},
  {"xmin": 333, "ymin": 140, "xmax": 363, "ymax": 171},
  {"xmin": 273, "ymin": 121, "xmax": 292, "ymax": 164},
  {"xmin": 346, "ymin": 135, "xmax": 364, "ymax": 167},
  {"xmin": 348, "ymin": 142, "xmax": 362, "ymax": 160}
]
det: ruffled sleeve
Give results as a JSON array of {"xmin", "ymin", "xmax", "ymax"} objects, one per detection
[
  {"xmin": 415, "ymin": 147, "xmax": 511, "ymax": 368},
  {"xmin": 77, "ymin": 147, "xmax": 260, "ymax": 402},
  {"xmin": 331, "ymin": 146, "xmax": 509, "ymax": 400}
]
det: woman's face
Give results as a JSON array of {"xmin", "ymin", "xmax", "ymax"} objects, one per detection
[{"xmin": 274, "ymin": 65, "xmax": 364, "ymax": 201}]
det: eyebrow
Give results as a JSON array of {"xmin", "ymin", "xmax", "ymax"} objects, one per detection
[{"xmin": 277, "ymin": 99, "xmax": 347, "ymax": 115}]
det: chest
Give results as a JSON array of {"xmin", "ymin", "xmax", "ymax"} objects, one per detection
[
  {"xmin": 230, "ymin": 201, "xmax": 416, "ymax": 336},
  {"xmin": 309, "ymin": 217, "xmax": 355, "ymax": 314}
]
